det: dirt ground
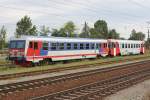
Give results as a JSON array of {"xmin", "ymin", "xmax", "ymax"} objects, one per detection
[{"xmin": 104, "ymin": 79, "xmax": 150, "ymax": 100}]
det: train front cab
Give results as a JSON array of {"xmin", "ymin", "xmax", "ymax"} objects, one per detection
[
  {"xmin": 9, "ymin": 40, "xmax": 26, "ymax": 64},
  {"xmin": 108, "ymin": 40, "xmax": 120, "ymax": 56}
]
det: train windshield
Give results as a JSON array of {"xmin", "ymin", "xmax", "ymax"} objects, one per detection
[{"xmin": 10, "ymin": 40, "xmax": 25, "ymax": 49}]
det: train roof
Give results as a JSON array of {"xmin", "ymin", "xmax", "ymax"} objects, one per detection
[
  {"xmin": 108, "ymin": 39, "xmax": 144, "ymax": 43},
  {"xmin": 10, "ymin": 36, "xmax": 145, "ymax": 43},
  {"xmin": 10, "ymin": 36, "xmax": 107, "ymax": 43}
]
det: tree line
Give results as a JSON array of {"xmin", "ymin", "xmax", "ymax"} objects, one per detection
[{"xmin": 0, "ymin": 15, "xmax": 146, "ymax": 49}]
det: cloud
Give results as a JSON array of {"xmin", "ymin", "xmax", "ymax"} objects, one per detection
[{"xmin": 0, "ymin": 0, "xmax": 149, "ymax": 39}]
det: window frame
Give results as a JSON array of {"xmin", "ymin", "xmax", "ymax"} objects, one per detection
[
  {"xmin": 59, "ymin": 43, "xmax": 64, "ymax": 50},
  {"xmin": 91, "ymin": 43, "xmax": 95, "ymax": 49},
  {"xmin": 80, "ymin": 43, "xmax": 84, "ymax": 49},
  {"xmin": 73, "ymin": 43, "xmax": 78, "ymax": 50},
  {"xmin": 51, "ymin": 42, "xmax": 57, "ymax": 50},
  {"xmin": 67, "ymin": 43, "xmax": 71, "ymax": 50},
  {"xmin": 42, "ymin": 42, "xmax": 49, "ymax": 50},
  {"xmin": 86, "ymin": 43, "xmax": 90, "ymax": 49}
]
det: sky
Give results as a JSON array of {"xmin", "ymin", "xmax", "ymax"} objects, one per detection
[{"xmin": 0, "ymin": 0, "xmax": 150, "ymax": 40}]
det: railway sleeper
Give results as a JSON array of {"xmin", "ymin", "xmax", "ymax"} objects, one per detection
[{"xmin": 31, "ymin": 74, "xmax": 150, "ymax": 100}]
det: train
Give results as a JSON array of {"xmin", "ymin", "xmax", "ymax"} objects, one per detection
[{"xmin": 8, "ymin": 36, "xmax": 145, "ymax": 66}]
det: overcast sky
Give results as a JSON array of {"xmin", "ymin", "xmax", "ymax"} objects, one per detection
[{"xmin": 0, "ymin": 0, "xmax": 150, "ymax": 39}]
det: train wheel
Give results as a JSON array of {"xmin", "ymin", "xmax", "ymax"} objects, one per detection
[{"xmin": 22, "ymin": 61, "xmax": 32, "ymax": 67}]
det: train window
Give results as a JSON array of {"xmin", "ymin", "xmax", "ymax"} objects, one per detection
[
  {"xmin": 74, "ymin": 43, "xmax": 78, "ymax": 49},
  {"xmin": 134, "ymin": 44, "xmax": 136, "ymax": 48},
  {"xmin": 108, "ymin": 43, "xmax": 111, "ymax": 48},
  {"xmin": 113, "ymin": 43, "xmax": 116, "ymax": 48},
  {"xmin": 99, "ymin": 43, "xmax": 101, "ymax": 48},
  {"xmin": 125, "ymin": 44, "xmax": 127, "ymax": 48},
  {"xmin": 136, "ymin": 44, "xmax": 138, "ymax": 48},
  {"xmin": 67, "ymin": 43, "xmax": 71, "ymax": 49},
  {"xmin": 104, "ymin": 43, "xmax": 106, "ymax": 48},
  {"xmin": 34, "ymin": 42, "xmax": 38, "ymax": 50},
  {"xmin": 104, "ymin": 43, "xmax": 107, "ymax": 48},
  {"xmin": 91, "ymin": 43, "xmax": 95, "ymax": 49},
  {"xmin": 43, "ymin": 42, "xmax": 48, "ymax": 50},
  {"xmin": 59, "ymin": 43, "xmax": 64, "ymax": 50},
  {"xmin": 16, "ymin": 41, "xmax": 25, "ymax": 49},
  {"xmin": 10, "ymin": 41, "xmax": 16, "ymax": 48},
  {"xmin": 29, "ymin": 42, "xmax": 33, "ymax": 48},
  {"xmin": 138, "ymin": 44, "xmax": 140, "ymax": 48},
  {"xmin": 86, "ymin": 43, "xmax": 89, "ymax": 49},
  {"xmin": 122, "ymin": 44, "xmax": 124, "ymax": 48},
  {"xmin": 128, "ymin": 44, "xmax": 130, "ymax": 48},
  {"xmin": 96, "ymin": 44, "xmax": 99, "ymax": 49},
  {"xmin": 131, "ymin": 44, "xmax": 133, "ymax": 48},
  {"xmin": 51, "ymin": 43, "xmax": 57, "ymax": 50},
  {"xmin": 80, "ymin": 43, "xmax": 84, "ymax": 49}
]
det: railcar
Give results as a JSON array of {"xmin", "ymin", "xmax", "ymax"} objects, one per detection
[
  {"xmin": 108, "ymin": 39, "xmax": 145, "ymax": 56},
  {"xmin": 8, "ymin": 36, "xmax": 109, "ymax": 66}
]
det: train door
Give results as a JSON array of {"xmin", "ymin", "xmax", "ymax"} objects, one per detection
[
  {"xmin": 116, "ymin": 42, "xmax": 120, "ymax": 55},
  {"xmin": 27, "ymin": 41, "xmax": 42, "ymax": 61},
  {"xmin": 140, "ymin": 43, "xmax": 144, "ymax": 54},
  {"xmin": 109, "ymin": 42, "xmax": 120, "ymax": 56},
  {"xmin": 99, "ymin": 43, "xmax": 103, "ymax": 56},
  {"xmin": 108, "ymin": 42, "xmax": 116, "ymax": 56}
]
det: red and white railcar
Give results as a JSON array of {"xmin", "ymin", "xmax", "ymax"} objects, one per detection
[
  {"xmin": 108, "ymin": 39, "xmax": 145, "ymax": 56},
  {"xmin": 8, "ymin": 36, "xmax": 109, "ymax": 65}
]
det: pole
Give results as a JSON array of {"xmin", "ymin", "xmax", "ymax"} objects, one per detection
[
  {"xmin": 148, "ymin": 29, "xmax": 149, "ymax": 40},
  {"xmin": 146, "ymin": 21, "xmax": 150, "ymax": 49},
  {"xmin": 85, "ymin": 22, "xmax": 87, "ymax": 38}
]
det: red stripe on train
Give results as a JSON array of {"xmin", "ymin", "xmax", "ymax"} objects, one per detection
[{"xmin": 26, "ymin": 53, "xmax": 98, "ymax": 59}]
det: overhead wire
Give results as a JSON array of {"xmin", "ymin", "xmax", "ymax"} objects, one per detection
[
  {"xmin": 128, "ymin": 0, "xmax": 149, "ymax": 9},
  {"xmin": 48, "ymin": 0, "xmax": 146, "ymax": 22},
  {"xmin": 0, "ymin": 0, "xmax": 147, "ymax": 26}
]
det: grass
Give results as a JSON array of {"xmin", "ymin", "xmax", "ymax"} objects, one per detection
[{"xmin": 0, "ymin": 50, "xmax": 150, "ymax": 75}]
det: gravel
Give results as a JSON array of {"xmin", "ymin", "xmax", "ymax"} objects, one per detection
[{"xmin": 104, "ymin": 79, "xmax": 150, "ymax": 100}]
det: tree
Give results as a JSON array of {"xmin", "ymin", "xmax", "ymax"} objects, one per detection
[
  {"xmin": 16, "ymin": 15, "xmax": 37, "ymax": 37},
  {"xmin": 51, "ymin": 21, "xmax": 76, "ymax": 37},
  {"xmin": 91, "ymin": 20, "xmax": 108, "ymax": 39},
  {"xmin": 89, "ymin": 28, "xmax": 98, "ymax": 38},
  {"xmin": 40, "ymin": 25, "xmax": 50, "ymax": 36},
  {"xmin": 129, "ymin": 29, "xmax": 136, "ymax": 40},
  {"xmin": 51, "ymin": 28, "xmax": 60, "ymax": 37},
  {"xmin": 108, "ymin": 29, "xmax": 120, "ymax": 39},
  {"xmin": 59, "ymin": 28, "xmax": 67, "ymax": 37},
  {"xmin": 129, "ymin": 29, "xmax": 145, "ymax": 40},
  {"xmin": 79, "ymin": 22, "xmax": 90, "ymax": 38},
  {"xmin": 63, "ymin": 21, "xmax": 76, "ymax": 37},
  {"xmin": 0, "ymin": 25, "xmax": 7, "ymax": 49}
]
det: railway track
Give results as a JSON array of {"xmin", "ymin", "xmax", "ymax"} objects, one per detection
[
  {"xmin": 32, "ymin": 68, "xmax": 150, "ymax": 100},
  {"xmin": 0, "ymin": 60, "xmax": 150, "ymax": 100},
  {"xmin": 0, "ymin": 55, "xmax": 149, "ymax": 80}
]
